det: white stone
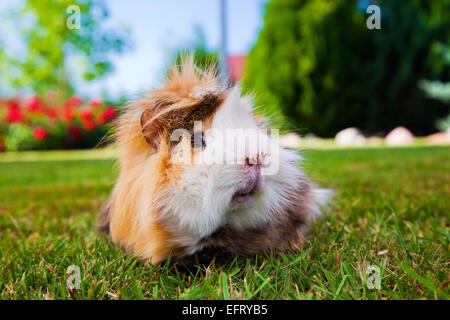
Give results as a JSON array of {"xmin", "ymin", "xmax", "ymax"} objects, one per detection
[
  {"xmin": 279, "ymin": 132, "xmax": 302, "ymax": 149},
  {"xmin": 385, "ymin": 127, "xmax": 414, "ymax": 146},
  {"xmin": 426, "ymin": 132, "xmax": 450, "ymax": 145},
  {"xmin": 335, "ymin": 127, "xmax": 366, "ymax": 146}
]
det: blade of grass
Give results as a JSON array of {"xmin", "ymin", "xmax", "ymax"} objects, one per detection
[
  {"xmin": 399, "ymin": 263, "xmax": 448, "ymax": 299},
  {"xmin": 221, "ymin": 273, "xmax": 230, "ymax": 300},
  {"xmin": 391, "ymin": 209, "xmax": 412, "ymax": 261},
  {"xmin": 333, "ymin": 275, "xmax": 348, "ymax": 299}
]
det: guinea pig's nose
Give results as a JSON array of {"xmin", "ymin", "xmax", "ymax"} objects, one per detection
[{"xmin": 233, "ymin": 156, "xmax": 263, "ymax": 204}]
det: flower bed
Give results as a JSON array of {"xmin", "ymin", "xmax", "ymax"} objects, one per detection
[{"xmin": 0, "ymin": 94, "xmax": 118, "ymax": 151}]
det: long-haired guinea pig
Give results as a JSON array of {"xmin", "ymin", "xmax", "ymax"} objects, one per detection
[{"xmin": 98, "ymin": 56, "xmax": 330, "ymax": 265}]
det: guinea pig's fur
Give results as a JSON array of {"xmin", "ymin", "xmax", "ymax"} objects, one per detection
[{"xmin": 98, "ymin": 56, "xmax": 330, "ymax": 265}]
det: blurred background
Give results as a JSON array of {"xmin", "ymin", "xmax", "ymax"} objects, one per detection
[{"xmin": 0, "ymin": 0, "xmax": 449, "ymax": 151}]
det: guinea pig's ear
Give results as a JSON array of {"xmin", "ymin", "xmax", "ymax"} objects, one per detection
[{"xmin": 141, "ymin": 109, "xmax": 162, "ymax": 150}]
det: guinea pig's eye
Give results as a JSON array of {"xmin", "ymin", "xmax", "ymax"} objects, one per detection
[{"xmin": 191, "ymin": 131, "xmax": 206, "ymax": 149}]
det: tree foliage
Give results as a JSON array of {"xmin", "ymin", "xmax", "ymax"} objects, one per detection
[
  {"xmin": 0, "ymin": 0, "xmax": 130, "ymax": 97},
  {"xmin": 243, "ymin": 0, "xmax": 450, "ymax": 136},
  {"xmin": 168, "ymin": 27, "xmax": 219, "ymax": 75}
]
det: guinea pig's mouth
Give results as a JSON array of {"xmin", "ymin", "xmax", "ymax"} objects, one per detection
[{"xmin": 232, "ymin": 166, "xmax": 263, "ymax": 204}]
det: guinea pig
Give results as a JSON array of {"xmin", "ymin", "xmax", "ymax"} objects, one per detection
[{"xmin": 98, "ymin": 56, "xmax": 330, "ymax": 265}]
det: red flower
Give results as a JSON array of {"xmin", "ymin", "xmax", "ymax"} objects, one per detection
[
  {"xmin": 102, "ymin": 106, "xmax": 116, "ymax": 121},
  {"xmin": 62, "ymin": 106, "xmax": 75, "ymax": 122},
  {"xmin": 68, "ymin": 124, "xmax": 83, "ymax": 140},
  {"xmin": 27, "ymin": 96, "xmax": 42, "ymax": 112},
  {"xmin": 6, "ymin": 99, "xmax": 19, "ymax": 110},
  {"xmin": 80, "ymin": 109, "xmax": 93, "ymax": 121},
  {"xmin": 32, "ymin": 127, "xmax": 48, "ymax": 140},
  {"xmin": 65, "ymin": 95, "xmax": 83, "ymax": 108},
  {"xmin": 82, "ymin": 119, "xmax": 95, "ymax": 131},
  {"xmin": 46, "ymin": 108, "xmax": 58, "ymax": 119},
  {"xmin": 96, "ymin": 113, "xmax": 106, "ymax": 125},
  {"xmin": 5, "ymin": 108, "xmax": 24, "ymax": 123},
  {"xmin": 90, "ymin": 98, "xmax": 102, "ymax": 108}
]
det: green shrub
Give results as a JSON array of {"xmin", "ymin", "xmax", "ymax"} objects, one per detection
[
  {"xmin": 243, "ymin": 0, "xmax": 450, "ymax": 136},
  {"xmin": 4, "ymin": 124, "xmax": 34, "ymax": 151},
  {"xmin": 168, "ymin": 27, "xmax": 219, "ymax": 74}
]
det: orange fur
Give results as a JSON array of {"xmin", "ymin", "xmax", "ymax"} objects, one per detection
[
  {"xmin": 99, "ymin": 56, "xmax": 329, "ymax": 265},
  {"xmin": 103, "ymin": 56, "xmax": 225, "ymax": 264}
]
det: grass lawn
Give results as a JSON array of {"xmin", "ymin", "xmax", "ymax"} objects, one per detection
[{"xmin": 0, "ymin": 146, "xmax": 448, "ymax": 300}]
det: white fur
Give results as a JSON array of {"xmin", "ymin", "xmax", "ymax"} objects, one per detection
[{"xmin": 160, "ymin": 86, "xmax": 314, "ymax": 249}]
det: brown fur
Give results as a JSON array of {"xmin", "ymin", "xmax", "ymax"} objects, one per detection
[
  {"xmin": 98, "ymin": 56, "xmax": 227, "ymax": 264},
  {"xmin": 98, "ymin": 56, "xmax": 323, "ymax": 265},
  {"xmin": 178, "ymin": 176, "xmax": 314, "ymax": 262}
]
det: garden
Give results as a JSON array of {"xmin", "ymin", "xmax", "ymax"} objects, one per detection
[
  {"xmin": 0, "ymin": 145, "xmax": 448, "ymax": 299},
  {"xmin": 0, "ymin": 95, "xmax": 117, "ymax": 151},
  {"xmin": 0, "ymin": 0, "xmax": 449, "ymax": 301}
]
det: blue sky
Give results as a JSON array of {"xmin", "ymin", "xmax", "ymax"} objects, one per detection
[
  {"xmin": 0, "ymin": 0, "xmax": 267, "ymax": 99},
  {"xmin": 94, "ymin": 0, "xmax": 267, "ymax": 99}
]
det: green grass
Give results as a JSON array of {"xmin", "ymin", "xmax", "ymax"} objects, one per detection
[{"xmin": 0, "ymin": 146, "xmax": 448, "ymax": 300}]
